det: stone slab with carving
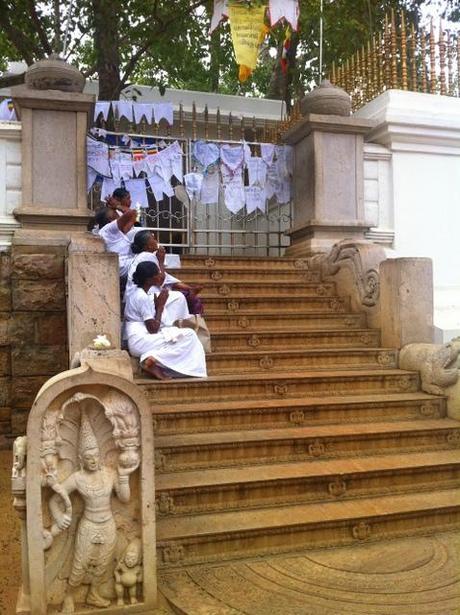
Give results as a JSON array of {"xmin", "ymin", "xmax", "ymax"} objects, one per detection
[
  {"xmin": 11, "ymin": 349, "xmax": 156, "ymax": 615},
  {"xmin": 399, "ymin": 342, "xmax": 460, "ymax": 396}
]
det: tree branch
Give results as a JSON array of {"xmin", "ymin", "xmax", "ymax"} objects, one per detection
[{"xmin": 27, "ymin": 0, "xmax": 54, "ymax": 55}]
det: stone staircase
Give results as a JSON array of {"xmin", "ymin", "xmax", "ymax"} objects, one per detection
[{"xmin": 136, "ymin": 256, "xmax": 460, "ymax": 578}]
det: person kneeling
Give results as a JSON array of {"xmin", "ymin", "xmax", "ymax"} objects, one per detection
[{"xmin": 124, "ymin": 261, "xmax": 207, "ymax": 380}]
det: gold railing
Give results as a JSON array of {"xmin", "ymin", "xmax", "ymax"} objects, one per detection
[
  {"xmin": 328, "ymin": 11, "xmax": 460, "ymax": 111},
  {"xmin": 93, "ymin": 102, "xmax": 285, "ymax": 144}
]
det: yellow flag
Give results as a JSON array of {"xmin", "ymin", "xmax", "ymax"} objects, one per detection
[{"xmin": 229, "ymin": 4, "xmax": 267, "ymax": 71}]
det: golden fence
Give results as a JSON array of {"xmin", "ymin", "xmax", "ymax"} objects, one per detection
[
  {"xmin": 328, "ymin": 11, "xmax": 460, "ymax": 111},
  {"xmin": 93, "ymin": 102, "xmax": 285, "ymax": 144}
]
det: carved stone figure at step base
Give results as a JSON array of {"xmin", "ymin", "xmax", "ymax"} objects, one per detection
[
  {"xmin": 46, "ymin": 410, "xmax": 139, "ymax": 614},
  {"xmin": 399, "ymin": 342, "xmax": 460, "ymax": 396},
  {"xmin": 114, "ymin": 538, "xmax": 143, "ymax": 606}
]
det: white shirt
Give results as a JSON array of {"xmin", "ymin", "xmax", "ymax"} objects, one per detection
[
  {"xmin": 124, "ymin": 252, "xmax": 181, "ymax": 301},
  {"xmin": 124, "ymin": 287, "xmax": 155, "ymax": 323},
  {"xmin": 98, "ymin": 220, "xmax": 139, "ymax": 276}
]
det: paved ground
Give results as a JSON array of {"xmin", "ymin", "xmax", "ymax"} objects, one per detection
[{"xmin": 2, "ymin": 447, "xmax": 460, "ymax": 615}]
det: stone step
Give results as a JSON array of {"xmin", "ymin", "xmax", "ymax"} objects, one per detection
[
  {"xmin": 155, "ymin": 450, "xmax": 460, "ymax": 517},
  {"xmin": 156, "ymin": 488, "xmax": 460, "ymax": 567},
  {"xmin": 206, "ymin": 311, "xmax": 365, "ymax": 331},
  {"xmin": 179, "ymin": 255, "xmax": 312, "ymax": 271},
  {"xmin": 169, "ymin": 267, "xmax": 321, "ymax": 284},
  {"xmin": 203, "ymin": 295, "xmax": 349, "ymax": 313},
  {"xmin": 210, "ymin": 328, "xmax": 381, "ymax": 352},
  {"xmin": 153, "ymin": 418, "xmax": 460, "ymax": 473},
  {"xmin": 206, "ymin": 348, "xmax": 398, "ymax": 375},
  {"xmin": 152, "ymin": 393, "xmax": 445, "ymax": 435},
  {"xmin": 138, "ymin": 369, "xmax": 419, "ymax": 405},
  {"xmin": 200, "ymin": 281, "xmax": 336, "ymax": 298}
]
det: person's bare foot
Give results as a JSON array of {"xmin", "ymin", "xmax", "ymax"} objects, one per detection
[{"xmin": 142, "ymin": 357, "xmax": 171, "ymax": 380}]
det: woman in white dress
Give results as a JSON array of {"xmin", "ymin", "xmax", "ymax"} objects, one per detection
[
  {"xmin": 125, "ymin": 230, "xmax": 204, "ymax": 316},
  {"xmin": 124, "ymin": 261, "xmax": 207, "ymax": 380}
]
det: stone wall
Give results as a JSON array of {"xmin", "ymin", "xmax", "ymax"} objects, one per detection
[{"xmin": 0, "ymin": 244, "xmax": 68, "ymax": 444}]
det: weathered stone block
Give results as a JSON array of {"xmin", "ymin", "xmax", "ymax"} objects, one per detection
[
  {"xmin": 0, "ymin": 252, "xmax": 11, "ymax": 282},
  {"xmin": 0, "ymin": 407, "xmax": 11, "ymax": 421},
  {"xmin": 0, "ymin": 314, "xmax": 8, "ymax": 345},
  {"xmin": 0, "ymin": 348, "xmax": 10, "ymax": 375},
  {"xmin": 11, "ymin": 345, "xmax": 67, "ymax": 376},
  {"xmin": 0, "ymin": 378, "xmax": 11, "ymax": 406},
  {"xmin": 11, "ymin": 407, "xmax": 28, "ymax": 435},
  {"xmin": 0, "ymin": 286, "xmax": 12, "ymax": 312},
  {"xmin": 11, "ymin": 376, "xmax": 47, "ymax": 408},
  {"xmin": 12, "ymin": 279, "xmax": 65, "ymax": 311},
  {"xmin": 35, "ymin": 313, "xmax": 67, "ymax": 345},
  {"xmin": 8, "ymin": 313, "xmax": 35, "ymax": 344},
  {"xmin": 12, "ymin": 253, "xmax": 64, "ymax": 280}
]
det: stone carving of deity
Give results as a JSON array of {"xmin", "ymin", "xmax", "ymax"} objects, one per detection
[{"xmin": 47, "ymin": 409, "xmax": 139, "ymax": 614}]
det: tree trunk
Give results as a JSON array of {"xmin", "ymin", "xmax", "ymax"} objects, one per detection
[
  {"xmin": 92, "ymin": 0, "xmax": 122, "ymax": 100},
  {"xmin": 266, "ymin": 32, "xmax": 299, "ymax": 113}
]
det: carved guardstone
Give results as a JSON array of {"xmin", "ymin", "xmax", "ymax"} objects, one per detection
[{"xmin": 12, "ymin": 350, "xmax": 156, "ymax": 615}]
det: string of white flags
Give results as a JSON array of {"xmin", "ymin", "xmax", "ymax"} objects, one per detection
[
  {"xmin": 87, "ymin": 132, "xmax": 293, "ymax": 215},
  {"xmin": 94, "ymin": 100, "xmax": 174, "ymax": 125}
]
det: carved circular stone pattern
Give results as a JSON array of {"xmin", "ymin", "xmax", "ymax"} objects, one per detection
[{"xmin": 25, "ymin": 55, "xmax": 85, "ymax": 92}]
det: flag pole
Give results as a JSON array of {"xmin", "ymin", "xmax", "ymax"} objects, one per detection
[{"xmin": 319, "ymin": 0, "xmax": 324, "ymax": 82}]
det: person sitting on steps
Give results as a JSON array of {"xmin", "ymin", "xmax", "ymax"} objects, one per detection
[
  {"xmin": 124, "ymin": 261, "xmax": 207, "ymax": 380},
  {"xmin": 126, "ymin": 230, "xmax": 204, "ymax": 315}
]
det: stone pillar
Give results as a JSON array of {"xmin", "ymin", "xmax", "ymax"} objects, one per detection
[
  {"xmin": 284, "ymin": 81, "xmax": 375, "ymax": 256},
  {"xmin": 10, "ymin": 56, "xmax": 94, "ymax": 233},
  {"xmin": 380, "ymin": 258, "xmax": 434, "ymax": 348},
  {"xmin": 67, "ymin": 235, "xmax": 121, "ymax": 360}
]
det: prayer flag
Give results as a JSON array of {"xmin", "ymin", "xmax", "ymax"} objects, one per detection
[{"xmin": 228, "ymin": 4, "xmax": 267, "ymax": 81}]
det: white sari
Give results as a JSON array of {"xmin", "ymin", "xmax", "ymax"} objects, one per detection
[{"xmin": 124, "ymin": 287, "xmax": 207, "ymax": 378}]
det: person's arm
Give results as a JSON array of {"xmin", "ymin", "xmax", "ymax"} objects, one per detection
[
  {"xmin": 155, "ymin": 246, "xmax": 167, "ymax": 286},
  {"xmin": 145, "ymin": 289, "xmax": 169, "ymax": 333},
  {"xmin": 117, "ymin": 207, "xmax": 137, "ymax": 234}
]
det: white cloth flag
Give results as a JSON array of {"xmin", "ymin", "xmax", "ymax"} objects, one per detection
[
  {"xmin": 184, "ymin": 173, "xmax": 204, "ymax": 200},
  {"xmin": 87, "ymin": 167, "xmax": 98, "ymax": 193},
  {"xmin": 110, "ymin": 150, "xmax": 134, "ymax": 180},
  {"xmin": 112, "ymin": 100, "xmax": 134, "ymax": 122},
  {"xmin": 193, "ymin": 141, "xmax": 220, "ymax": 169},
  {"xmin": 147, "ymin": 174, "xmax": 174, "ymax": 202},
  {"xmin": 245, "ymin": 186, "xmax": 266, "ymax": 213},
  {"xmin": 220, "ymin": 144, "xmax": 244, "ymax": 173},
  {"xmin": 276, "ymin": 179, "xmax": 291, "ymax": 204},
  {"xmin": 133, "ymin": 103, "xmax": 154, "ymax": 124},
  {"xmin": 0, "ymin": 98, "xmax": 16, "ymax": 121},
  {"xmin": 132, "ymin": 154, "xmax": 148, "ymax": 177},
  {"xmin": 87, "ymin": 137, "xmax": 111, "ymax": 177},
  {"xmin": 265, "ymin": 163, "xmax": 280, "ymax": 200},
  {"xmin": 247, "ymin": 157, "xmax": 267, "ymax": 187},
  {"xmin": 210, "ymin": 0, "xmax": 228, "ymax": 32},
  {"xmin": 101, "ymin": 177, "xmax": 117, "ymax": 201},
  {"xmin": 153, "ymin": 102, "xmax": 173, "ymax": 126},
  {"xmin": 222, "ymin": 168, "xmax": 245, "ymax": 214},
  {"xmin": 200, "ymin": 169, "xmax": 220, "ymax": 205},
  {"xmin": 125, "ymin": 179, "xmax": 149, "ymax": 208},
  {"xmin": 94, "ymin": 101, "xmax": 111, "ymax": 122},
  {"xmin": 269, "ymin": 0, "xmax": 299, "ymax": 30},
  {"xmin": 261, "ymin": 143, "xmax": 275, "ymax": 167}
]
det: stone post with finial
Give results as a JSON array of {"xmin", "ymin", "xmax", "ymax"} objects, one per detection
[
  {"xmin": 284, "ymin": 80, "xmax": 375, "ymax": 256},
  {"xmin": 10, "ymin": 55, "xmax": 95, "ymax": 233}
]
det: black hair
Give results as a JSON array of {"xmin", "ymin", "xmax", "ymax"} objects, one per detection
[
  {"xmin": 131, "ymin": 230, "xmax": 152, "ymax": 254},
  {"xmin": 113, "ymin": 187, "xmax": 130, "ymax": 200},
  {"xmin": 132, "ymin": 261, "xmax": 159, "ymax": 287},
  {"xmin": 94, "ymin": 207, "xmax": 111, "ymax": 229}
]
